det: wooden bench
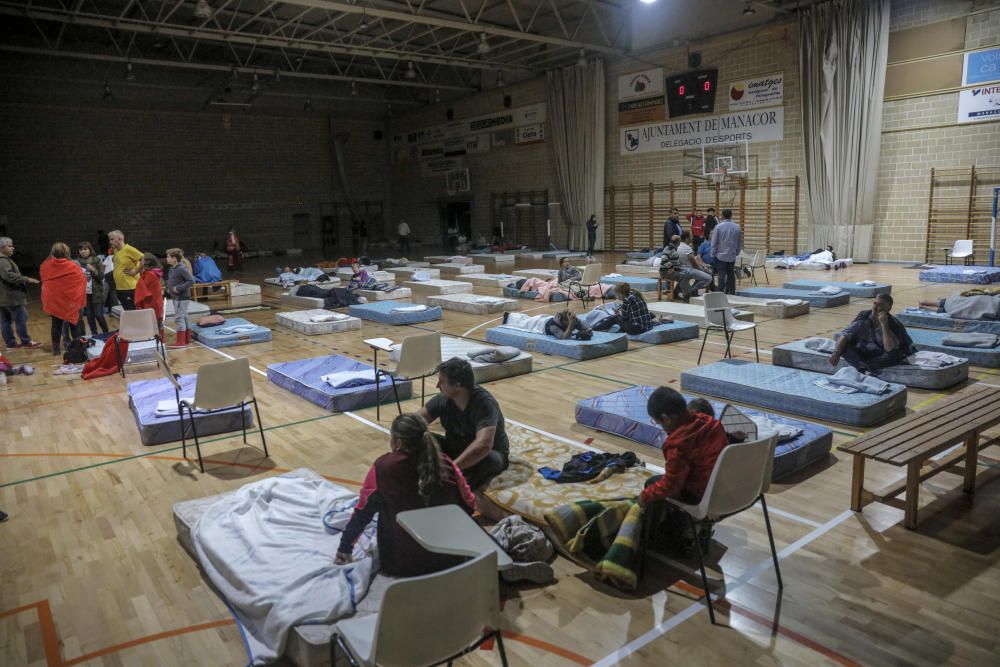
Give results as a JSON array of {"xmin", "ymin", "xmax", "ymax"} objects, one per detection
[
  {"xmin": 841, "ymin": 386, "xmax": 1000, "ymax": 529},
  {"xmin": 191, "ymin": 280, "xmax": 236, "ymax": 302}
]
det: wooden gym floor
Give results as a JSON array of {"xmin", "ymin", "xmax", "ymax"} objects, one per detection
[{"xmin": 1, "ymin": 253, "xmax": 998, "ymax": 666}]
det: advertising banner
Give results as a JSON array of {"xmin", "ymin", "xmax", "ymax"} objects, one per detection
[
  {"xmin": 963, "ymin": 47, "xmax": 1000, "ymax": 86},
  {"xmin": 957, "ymin": 85, "xmax": 1000, "ymax": 123},
  {"xmin": 727, "ymin": 73, "xmax": 784, "ymax": 110},
  {"xmin": 618, "ymin": 67, "xmax": 664, "ymax": 101},
  {"xmin": 620, "ymin": 108, "xmax": 784, "ymax": 155}
]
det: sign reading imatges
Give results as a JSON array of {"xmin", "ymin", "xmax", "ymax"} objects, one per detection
[
  {"xmin": 727, "ymin": 73, "xmax": 784, "ymax": 110},
  {"xmin": 620, "ymin": 108, "xmax": 784, "ymax": 155},
  {"xmin": 957, "ymin": 85, "xmax": 1000, "ymax": 124}
]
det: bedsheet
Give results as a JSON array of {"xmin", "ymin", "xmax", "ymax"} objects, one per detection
[{"xmin": 485, "ymin": 326, "xmax": 628, "ymax": 360}]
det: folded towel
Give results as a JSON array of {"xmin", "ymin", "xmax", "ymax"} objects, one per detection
[
  {"xmin": 813, "ymin": 379, "xmax": 858, "ymax": 394},
  {"xmin": 856, "ymin": 280, "xmax": 876, "ymax": 286},
  {"xmin": 816, "ymin": 286, "xmax": 844, "ymax": 295},
  {"xmin": 941, "ymin": 332, "xmax": 1000, "ymax": 348},
  {"xmin": 308, "ymin": 312, "xmax": 349, "ymax": 323},
  {"xmin": 803, "ymin": 337, "xmax": 837, "ymax": 353},
  {"xmin": 905, "ymin": 350, "xmax": 964, "ymax": 368},
  {"xmin": 749, "ymin": 415, "xmax": 802, "ymax": 442},
  {"xmin": 392, "ymin": 305, "xmax": 428, "ymax": 313},
  {"xmin": 825, "ymin": 366, "xmax": 891, "ymax": 394},
  {"xmin": 475, "ymin": 297, "xmax": 505, "ymax": 304},
  {"xmin": 320, "ymin": 370, "xmax": 377, "ymax": 388}
]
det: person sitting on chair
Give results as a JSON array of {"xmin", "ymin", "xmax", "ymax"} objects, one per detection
[
  {"xmin": 416, "ymin": 358, "xmax": 511, "ymax": 490},
  {"xmin": 557, "ymin": 257, "xmax": 582, "ymax": 285},
  {"xmin": 335, "ymin": 412, "xmax": 476, "ymax": 576},
  {"xmin": 658, "ymin": 236, "xmax": 696, "ymax": 302},
  {"xmin": 829, "ymin": 294, "xmax": 915, "ymax": 374}
]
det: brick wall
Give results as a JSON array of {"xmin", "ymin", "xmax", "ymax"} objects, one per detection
[{"xmin": 0, "ymin": 103, "xmax": 389, "ymax": 262}]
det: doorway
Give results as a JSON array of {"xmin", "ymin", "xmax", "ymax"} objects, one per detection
[
  {"xmin": 439, "ymin": 200, "xmax": 472, "ymax": 253},
  {"xmin": 292, "ymin": 213, "xmax": 312, "ymax": 250}
]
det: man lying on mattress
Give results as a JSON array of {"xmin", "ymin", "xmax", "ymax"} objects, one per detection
[
  {"xmin": 918, "ymin": 289, "xmax": 1000, "ymax": 321},
  {"xmin": 829, "ymin": 294, "xmax": 915, "ymax": 374},
  {"xmin": 415, "ymin": 358, "xmax": 511, "ymax": 490},
  {"xmin": 501, "ymin": 310, "xmax": 593, "ymax": 340},
  {"xmin": 639, "ymin": 387, "xmax": 730, "ymax": 554}
]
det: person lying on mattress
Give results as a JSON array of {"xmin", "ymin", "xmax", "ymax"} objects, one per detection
[
  {"xmin": 501, "ymin": 310, "xmax": 593, "ymax": 340},
  {"xmin": 334, "ymin": 412, "xmax": 476, "ymax": 576},
  {"xmin": 918, "ymin": 290, "xmax": 1000, "ymax": 321},
  {"xmin": 416, "ymin": 358, "xmax": 511, "ymax": 490},
  {"xmin": 639, "ymin": 388, "xmax": 730, "ymax": 553},
  {"xmin": 829, "ymin": 294, "xmax": 915, "ymax": 374}
]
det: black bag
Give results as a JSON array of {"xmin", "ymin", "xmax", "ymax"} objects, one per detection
[{"xmin": 63, "ymin": 337, "xmax": 94, "ymax": 364}]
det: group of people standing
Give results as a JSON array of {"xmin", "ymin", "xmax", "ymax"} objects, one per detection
[{"xmin": 658, "ymin": 208, "xmax": 743, "ymax": 301}]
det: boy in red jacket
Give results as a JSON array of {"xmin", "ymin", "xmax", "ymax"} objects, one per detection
[{"xmin": 134, "ymin": 253, "xmax": 165, "ymax": 340}]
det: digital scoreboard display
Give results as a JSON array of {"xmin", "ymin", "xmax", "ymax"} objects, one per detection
[{"xmin": 666, "ymin": 69, "xmax": 719, "ymax": 118}]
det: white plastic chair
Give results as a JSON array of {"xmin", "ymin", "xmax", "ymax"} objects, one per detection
[
  {"xmin": 115, "ymin": 308, "xmax": 164, "ymax": 377},
  {"xmin": 698, "ymin": 292, "xmax": 759, "ymax": 364},
  {"xmin": 945, "ymin": 240, "xmax": 974, "ymax": 265},
  {"xmin": 569, "ymin": 263, "xmax": 605, "ymax": 308},
  {"xmin": 657, "ymin": 435, "xmax": 781, "ymax": 625},
  {"xmin": 331, "ymin": 551, "xmax": 508, "ymax": 667},
  {"xmin": 157, "ymin": 353, "xmax": 267, "ymax": 473},
  {"xmin": 746, "ymin": 249, "xmax": 768, "ymax": 285},
  {"xmin": 375, "ymin": 331, "xmax": 442, "ymax": 420}
]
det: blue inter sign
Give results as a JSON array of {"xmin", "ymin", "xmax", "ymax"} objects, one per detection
[{"xmin": 964, "ymin": 47, "xmax": 1000, "ymax": 86}]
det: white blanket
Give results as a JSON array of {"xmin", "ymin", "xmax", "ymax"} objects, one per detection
[
  {"xmin": 814, "ymin": 286, "xmax": 844, "ymax": 296},
  {"xmin": 392, "ymin": 305, "xmax": 427, "ymax": 313},
  {"xmin": 192, "ymin": 471, "xmax": 375, "ymax": 665},
  {"xmin": 309, "ymin": 312, "xmax": 348, "ymax": 323},
  {"xmin": 817, "ymin": 366, "xmax": 891, "ymax": 395},
  {"xmin": 856, "ymin": 280, "xmax": 876, "ymax": 286},
  {"xmin": 154, "ymin": 398, "xmax": 196, "ymax": 416},
  {"xmin": 321, "ymin": 370, "xmax": 377, "ymax": 388},
  {"xmin": 766, "ymin": 298, "xmax": 806, "ymax": 306},
  {"xmin": 905, "ymin": 350, "xmax": 964, "ymax": 368},
  {"xmin": 749, "ymin": 415, "xmax": 802, "ymax": 442}
]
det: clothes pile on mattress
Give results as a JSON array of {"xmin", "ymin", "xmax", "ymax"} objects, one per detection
[
  {"xmin": 320, "ymin": 370, "xmax": 378, "ymax": 388},
  {"xmin": 943, "ymin": 332, "xmax": 999, "ymax": 347},
  {"xmin": 814, "ymin": 367, "xmax": 891, "ymax": 395}
]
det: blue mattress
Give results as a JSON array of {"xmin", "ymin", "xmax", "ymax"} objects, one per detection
[
  {"xmin": 897, "ymin": 308, "xmax": 1000, "ymax": 335},
  {"xmin": 542, "ymin": 251, "xmax": 587, "ymax": 259},
  {"xmin": 625, "ymin": 250, "xmax": 656, "ymax": 260},
  {"xmin": 919, "ymin": 265, "xmax": 1000, "ymax": 284},
  {"xmin": 190, "ymin": 318, "xmax": 272, "ymax": 348},
  {"xmin": 629, "ymin": 320, "xmax": 699, "ymax": 344},
  {"xmin": 501, "ymin": 285, "xmax": 569, "ymax": 302},
  {"xmin": 484, "ymin": 326, "xmax": 628, "ymax": 360},
  {"xmin": 737, "ymin": 287, "xmax": 850, "ymax": 308},
  {"xmin": 781, "ymin": 279, "xmax": 890, "ymax": 298},
  {"xmin": 601, "ymin": 276, "xmax": 659, "ymax": 292},
  {"xmin": 772, "ymin": 338, "xmax": 968, "ymax": 390},
  {"xmin": 266, "ymin": 355, "xmax": 412, "ymax": 412},
  {"xmin": 575, "ymin": 386, "xmax": 833, "ymax": 480},
  {"xmin": 680, "ymin": 359, "xmax": 907, "ymax": 427},
  {"xmin": 908, "ymin": 328, "xmax": 1000, "ymax": 368},
  {"xmin": 127, "ymin": 375, "xmax": 253, "ymax": 446},
  {"xmin": 347, "ymin": 302, "xmax": 443, "ymax": 325}
]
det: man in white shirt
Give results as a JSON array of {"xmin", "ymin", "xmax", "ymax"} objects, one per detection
[
  {"xmin": 676, "ymin": 232, "xmax": 712, "ymax": 298},
  {"xmin": 397, "ymin": 220, "xmax": 411, "ymax": 257}
]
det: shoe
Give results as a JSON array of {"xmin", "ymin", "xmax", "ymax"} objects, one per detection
[
  {"xmin": 0, "ymin": 511, "xmax": 7, "ymax": 523},
  {"xmin": 502, "ymin": 312, "xmax": 510, "ymax": 324},
  {"xmin": 168, "ymin": 330, "xmax": 190, "ymax": 349},
  {"xmin": 18, "ymin": 340, "xmax": 42, "ymax": 349},
  {"xmin": 501, "ymin": 560, "xmax": 555, "ymax": 585}
]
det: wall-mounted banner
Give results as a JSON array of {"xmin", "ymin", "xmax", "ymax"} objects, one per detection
[
  {"xmin": 963, "ymin": 47, "xmax": 1000, "ymax": 86},
  {"xmin": 727, "ymin": 73, "xmax": 784, "ymax": 110},
  {"xmin": 618, "ymin": 96, "xmax": 666, "ymax": 125},
  {"xmin": 618, "ymin": 67, "xmax": 664, "ymax": 101},
  {"xmin": 465, "ymin": 134, "xmax": 490, "ymax": 154},
  {"xmin": 443, "ymin": 136, "xmax": 467, "ymax": 157},
  {"xmin": 620, "ymin": 108, "xmax": 784, "ymax": 155},
  {"xmin": 419, "ymin": 143, "xmax": 445, "ymax": 160},
  {"xmin": 392, "ymin": 104, "xmax": 546, "ymax": 148},
  {"xmin": 515, "ymin": 124, "xmax": 545, "ymax": 145},
  {"xmin": 957, "ymin": 85, "xmax": 1000, "ymax": 123},
  {"xmin": 420, "ymin": 157, "xmax": 463, "ymax": 177}
]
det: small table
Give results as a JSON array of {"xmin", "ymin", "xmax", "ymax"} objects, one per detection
[
  {"xmin": 397, "ymin": 505, "xmax": 513, "ymax": 571},
  {"xmin": 192, "ymin": 280, "xmax": 236, "ymax": 302},
  {"xmin": 841, "ymin": 386, "xmax": 1000, "ymax": 529}
]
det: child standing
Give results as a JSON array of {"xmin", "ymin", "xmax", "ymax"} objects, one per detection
[
  {"xmin": 76, "ymin": 242, "xmax": 108, "ymax": 335},
  {"xmin": 165, "ymin": 249, "xmax": 194, "ymax": 349},
  {"xmin": 134, "ymin": 253, "xmax": 165, "ymax": 340}
]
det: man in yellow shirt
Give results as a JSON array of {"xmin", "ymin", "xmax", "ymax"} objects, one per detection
[{"xmin": 108, "ymin": 230, "xmax": 143, "ymax": 310}]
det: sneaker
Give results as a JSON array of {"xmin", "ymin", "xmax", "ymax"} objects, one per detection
[
  {"xmin": 18, "ymin": 340, "xmax": 42, "ymax": 349},
  {"xmin": 501, "ymin": 560, "xmax": 555, "ymax": 585}
]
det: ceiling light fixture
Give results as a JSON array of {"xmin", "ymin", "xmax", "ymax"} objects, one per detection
[
  {"xmin": 351, "ymin": 81, "xmax": 358, "ymax": 96},
  {"xmin": 251, "ymin": 72, "xmax": 260, "ymax": 92},
  {"xmin": 639, "ymin": 0, "xmax": 656, "ymax": 4},
  {"xmin": 405, "ymin": 61, "xmax": 417, "ymax": 80},
  {"xmin": 304, "ymin": 96, "xmax": 314, "ymax": 111},
  {"xmin": 434, "ymin": 88, "xmax": 440, "ymax": 103},
  {"xmin": 743, "ymin": 1, "xmax": 756, "ymax": 16},
  {"xmin": 102, "ymin": 82, "xmax": 113, "ymax": 102},
  {"xmin": 496, "ymin": 70, "xmax": 505, "ymax": 88},
  {"xmin": 477, "ymin": 33, "xmax": 491, "ymax": 55},
  {"xmin": 577, "ymin": 49, "xmax": 587, "ymax": 67},
  {"xmin": 194, "ymin": 0, "xmax": 213, "ymax": 19},
  {"xmin": 124, "ymin": 62, "xmax": 136, "ymax": 82}
]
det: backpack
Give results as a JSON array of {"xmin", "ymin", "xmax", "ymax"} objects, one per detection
[{"xmin": 64, "ymin": 337, "xmax": 94, "ymax": 364}]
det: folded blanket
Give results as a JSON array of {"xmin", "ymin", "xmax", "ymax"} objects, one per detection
[
  {"xmin": 810, "ymin": 286, "xmax": 844, "ymax": 296},
  {"xmin": 308, "ymin": 312, "xmax": 348, "ymax": 322},
  {"xmin": 749, "ymin": 415, "xmax": 802, "ymax": 442},
  {"xmin": 941, "ymin": 332, "xmax": 1000, "ymax": 348},
  {"xmin": 905, "ymin": 350, "xmax": 964, "ymax": 368},
  {"xmin": 154, "ymin": 398, "xmax": 201, "ymax": 416},
  {"xmin": 467, "ymin": 346, "xmax": 521, "ymax": 363},
  {"xmin": 544, "ymin": 498, "xmax": 642, "ymax": 591},
  {"xmin": 391, "ymin": 305, "xmax": 427, "ymax": 313},
  {"xmin": 856, "ymin": 280, "xmax": 876, "ymax": 287},
  {"xmin": 803, "ymin": 337, "xmax": 837, "ymax": 353},
  {"xmin": 825, "ymin": 366, "xmax": 891, "ymax": 394},
  {"xmin": 814, "ymin": 379, "xmax": 858, "ymax": 394},
  {"xmin": 765, "ymin": 298, "xmax": 806, "ymax": 306},
  {"xmin": 320, "ymin": 370, "xmax": 378, "ymax": 388},
  {"xmin": 214, "ymin": 324, "xmax": 261, "ymax": 336}
]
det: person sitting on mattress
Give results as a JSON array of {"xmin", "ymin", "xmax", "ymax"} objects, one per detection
[
  {"xmin": 918, "ymin": 290, "xmax": 1000, "ymax": 321},
  {"xmin": 334, "ymin": 412, "xmax": 476, "ymax": 576},
  {"xmin": 590, "ymin": 282, "xmax": 653, "ymax": 335},
  {"xmin": 416, "ymin": 358, "xmax": 511, "ymax": 490},
  {"xmin": 640, "ymin": 387, "xmax": 730, "ymax": 553},
  {"xmin": 346, "ymin": 261, "xmax": 370, "ymax": 290},
  {"xmin": 829, "ymin": 294, "xmax": 915, "ymax": 374},
  {"xmin": 502, "ymin": 310, "xmax": 592, "ymax": 340}
]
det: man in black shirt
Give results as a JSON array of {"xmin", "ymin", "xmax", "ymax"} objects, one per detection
[
  {"xmin": 418, "ymin": 358, "xmax": 510, "ymax": 489},
  {"xmin": 703, "ymin": 207, "xmax": 719, "ymax": 240}
]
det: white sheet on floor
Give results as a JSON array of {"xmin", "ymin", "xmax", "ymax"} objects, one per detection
[
  {"xmin": 309, "ymin": 312, "xmax": 348, "ymax": 322},
  {"xmin": 321, "ymin": 370, "xmax": 377, "ymax": 388},
  {"xmin": 192, "ymin": 471, "xmax": 376, "ymax": 665},
  {"xmin": 392, "ymin": 305, "xmax": 427, "ymax": 313},
  {"xmin": 905, "ymin": 350, "xmax": 964, "ymax": 368}
]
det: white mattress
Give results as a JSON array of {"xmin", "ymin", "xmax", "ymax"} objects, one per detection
[
  {"xmin": 229, "ymin": 282, "xmax": 262, "ymax": 307},
  {"xmin": 335, "ymin": 268, "xmax": 394, "ymax": 283},
  {"xmin": 614, "ymin": 264, "xmax": 660, "ymax": 278},
  {"xmin": 111, "ymin": 301, "xmax": 210, "ymax": 319},
  {"xmin": 231, "ymin": 282, "xmax": 261, "ymax": 296},
  {"xmin": 426, "ymin": 293, "xmax": 519, "ymax": 314},
  {"xmin": 355, "ymin": 287, "xmax": 412, "ymax": 301},
  {"xmin": 512, "ymin": 268, "xmax": 559, "ymax": 281},
  {"xmin": 424, "ymin": 255, "xmax": 472, "ymax": 265},
  {"xmin": 463, "ymin": 273, "xmax": 519, "ymax": 295},
  {"xmin": 436, "ymin": 263, "xmax": 484, "ymax": 276},
  {"xmin": 690, "ymin": 294, "xmax": 810, "ymax": 319},
  {"xmin": 383, "ymin": 266, "xmax": 441, "ymax": 280},
  {"xmin": 403, "ymin": 279, "xmax": 474, "ymax": 296},
  {"xmin": 648, "ymin": 301, "xmax": 754, "ymax": 326},
  {"xmin": 275, "ymin": 309, "xmax": 363, "ymax": 335},
  {"xmin": 390, "ymin": 335, "xmax": 532, "ymax": 383}
]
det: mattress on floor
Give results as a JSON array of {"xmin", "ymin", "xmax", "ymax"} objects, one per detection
[
  {"xmin": 425, "ymin": 293, "xmax": 519, "ymax": 314},
  {"xmin": 512, "ymin": 268, "xmax": 560, "ymax": 281},
  {"xmin": 680, "ymin": 359, "xmax": 907, "ymax": 427},
  {"xmin": 781, "ymin": 279, "xmax": 891, "ymax": 298},
  {"xmin": 485, "ymin": 326, "xmax": 628, "ymax": 360},
  {"xmin": 229, "ymin": 282, "xmax": 262, "ymax": 307},
  {"xmin": 908, "ymin": 328, "xmax": 1000, "ymax": 368},
  {"xmin": 574, "ymin": 386, "xmax": 833, "ymax": 480},
  {"xmin": 354, "ymin": 286, "xmax": 412, "ymax": 301},
  {"xmin": 691, "ymin": 295, "xmax": 810, "ymax": 319},
  {"xmin": 128, "ymin": 374, "xmax": 253, "ymax": 446},
  {"xmin": 772, "ymin": 338, "xmax": 968, "ymax": 390},
  {"xmin": 918, "ymin": 265, "xmax": 1000, "ymax": 284},
  {"xmin": 403, "ymin": 279, "xmax": 473, "ymax": 296},
  {"xmin": 648, "ymin": 301, "xmax": 754, "ymax": 325},
  {"xmin": 628, "ymin": 320, "xmax": 700, "ymax": 344},
  {"xmin": 383, "ymin": 266, "xmax": 441, "ymax": 280},
  {"xmin": 463, "ymin": 273, "xmax": 518, "ymax": 289},
  {"xmin": 765, "ymin": 258, "xmax": 854, "ymax": 271},
  {"xmin": 436, "ymin": 262, "xmax": 485, "ymax": 276},
  {"xmin": 348, "ymin": 301, "xmax": 443, "ymax": 324},
  {"xmin": 111, "ymin": 301, "xmax": 210, "ymax": 319},
  {"xmin": 614, "ymin": 264, "xmax": 660, "ymax": 278},
  {"xmin": 897, "ymin": 309, "xmax": 1000, "ymax": 335},
  {"xmin": 389, "ymin": 335, "xmax": 532, "ymax": 383},
  {"xmin": 275, "ymin": 310, "xmax": 362, "ymax": 335},
  {"xmin": 601, "ymin": 276, "xmax": 659, "ymax": 292},
  {"xmin": 469, "ymin": 253, "xmax": 516, "ymax": 265},
  {"xmin": 424, "ymin": 255, "xmax": 471, "ymax": 264},
  {"xmin": 501, "ymin": 285, "xmax": 569, "ymax": 302},
  {"xmin": 267, "ymin": 355, "xmax": 412, "ymax": 411},
  {"xmin": 279, "ymin": 293, "xmax": 325, "ymax": 310},
  {"xmin": 542, "ymin": 251, "xmax": 587, "ymax": 259},
  {"xmin": 624, "ymin": 250, "xmax": 656, "ymax": 260},
  {"xmin": 737, "ymin": 287, "xmax": 850, "ymax": 308},
  {"xmin": 171, "ymin": 469, "xmax": 391, "ymax": 667},
  {"xmin": 190, "ymin": 318, "xmax": 272, "ymax": 348}
]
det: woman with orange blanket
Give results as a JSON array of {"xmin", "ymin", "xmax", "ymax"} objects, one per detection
[{"xmin": 41, "ymin": 242, "xmax": 86, "ymax": 356}]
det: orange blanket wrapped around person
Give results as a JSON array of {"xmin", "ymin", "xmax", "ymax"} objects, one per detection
[
  {"xmin": 40, "ymin": 256, "xmax": 86, "ymax": 324},
  {"xmin": 135, "ymin": 268, "xmax": 165, "ymax": 322}
]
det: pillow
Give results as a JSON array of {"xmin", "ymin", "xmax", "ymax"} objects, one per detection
[{"xmin": 197, "ymin": 314, "xmax": 226, "ymax": 327}]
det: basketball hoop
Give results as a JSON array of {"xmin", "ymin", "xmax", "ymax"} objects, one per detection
[{"xmin": 708, "ymin": 167, "xmax": 728, "ymax": 188}]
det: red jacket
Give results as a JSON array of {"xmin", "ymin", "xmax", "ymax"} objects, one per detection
[
  {"xmin": 641, "ymin": 411, "xmax": 729, "ymax": 505},
  {"xmin": 135, "ymin": 269, "xmax": 164, "ymax": 322},
  {"xmin": 40, "ymin": 257, "xmax": 86, "ymax": 324}
]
